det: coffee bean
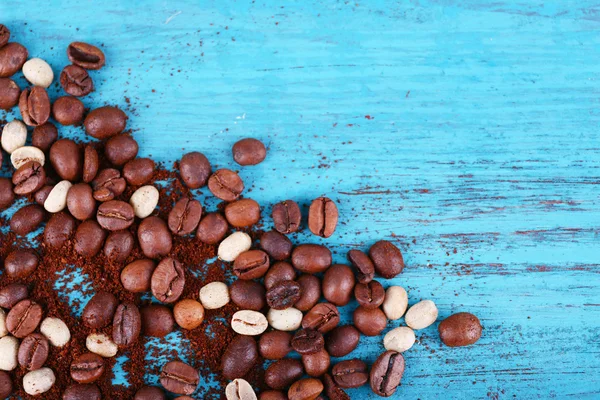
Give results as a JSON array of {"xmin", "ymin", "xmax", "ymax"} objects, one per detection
[
  {"xmin": 384, "ymin": 326, "xmax": 415, "ymax": 353},
  {"xmin": 225, "ymin": 378, "xmax": 256, "ymax": 400},
  {"xmin": 151, "ymin": 258, "xmax": 185, "ymax": 303},
  {"xmin": 34, "ymin": 185, "xmax": 53, "ymax": 205},
  {"xmin": 92, "ymin": 168, "xmax": 126, "ymax": 201},
  {"xmin": 225, "ymin": 198, "xmax": 261, "ymax": 227},
  {"xmin": 288, "ymin": 378, "xmax": 323, "ymax": 400},
  {"xmin": 19, "ymin": 86, "xmax": 50, "ymax": 126},
  {"xmin": 121, "ymin": 259, "xmax": 155, "ymax": 293},
  {"xmin": 221, "ymin": 335, "xmax": 258, "ymax": 379},
  {"xmin": 173, "ymin": 299, "xmax": 204, "ymax": 330},
  {"xmin": 332, "ymin": 359, "xmax": 368, "ymax": 388},
  {"xmin": 259, "ymin": 391, "xmax": 287, "ymax": 400},
  {"xmin": 302, "ymin": 303, "xmax": 340, "ymax": 333},
  {"xmin": 232, "ymin": 138, "xmax": 267, "ymax": 166},
  {"xmin": 130, "ymin": 185, "xmax": 159, "ymax": 218},
  {"xmin": 140, "ymin": 305, "xmax": 174, "ymax": 337},
  {"xmin": 2, "ymin": 119, "xmax": 26, "ymax": 153},
  {"xmin": 105, "ymin": 134, "xmax": 139, "ymax": 166},
  {"xmin": 4, "ymin": 249, "xmax": 38, "ymax": 278},
  {"xmin": 369, "ymin": 240, "xmax": 404, "ymax": 278},
  {"xmin": 322, "ymin": 264, "xmax": 355, "ymax": 306},
  {"xmin": 0, "ymin": 336, "xmax": 18, "ymax": 370},
  {"xmin": 258, "ymin": 331, "xmax": 293, "ymax": 360},
  {"xmin": 0, "ymin": 43, "xmax": 28, "ymax": 78},
  {"xmin": 370, "ymin": 351, "xmax": 405, "ymax": 397},
  {"xmin": 230, "ymin": 280, "xmax": 266, "ymax": 311},
  {"xmin": 70, "ymin": 352, "xmax": 105, "ymax": 383},
  {"xmin": 231, "ymin": 310, "xmax": 268, "ymax": 336},
  {"xmin": 134, "ymin": 386, "xmax": 166, "ymax": 400},
  {"xmin": 292, "ymin": 244, "xmax": 332, "ymax": 274},
  {"xmin": 67, "ymin": 42, "xmax": 105, "ymax": 70},
  {"xmin": 291, "ymin": 328, "xmax": 324, "ymax": 355},
  {"xmin": 40, "ymin": 316, "xmax": 70, "ymax": 347},
  {"xmin": 22, "ymin": 58, "xmax": 53, "ymax": 88},
  {"xmin": 63, "ymin": 383, "xmax": 102, "ymax": 400},
  {"xmin": 23, "ymin": 367, "xmax": 55, "ymax": 395},
  {"xmin": 0, "ymin": 178, "xmax": 14, "ymax": 210},
  {"xmin": 168, "ymin": 198, "xmax": 202, "ymax": 236},
  {"xmin": 123, "ymin": 157, "xmax": 155, "ymax": 186},
  {"xmin": 353, "ymin": 306, "xmax": 387, "ymax": 336},
  {"xmin": 382, "ymin": 286, "xmax": 408, "ymax": 320},
  {"xmin": 0, "ymin": 283, "xmax": 28, "ymax": 309},
  {"xmin": 104, "ymin": 229, "xmax": 134, "ymax": 263},
  {"xmin": 0, "ymin": 78, "xmax": 20, "ymax": 109},
  {"xmin": 82, "ymin": 145, "xmax": 99, "ymax": 183},
  {"xmin": 9, "ymin": 204, "xmax": 44, "ymax": 235},
  {"xmin": 50, "ymin": 139, "xmax": 82, "ymax": 181},
  {"xmin": 179, "ymin": 151, "xmax": 211, "ymax": 189},
  {"xmin": 308, "ymin": 197, "xmax": 338, "ymax": 238},
  {"xmin": 6, "ymin": 299, "xmax": 43, "ymax": 338},
  {"xmin": 302, "ymin": 348, "xmax": 330, "ymax": 377},
  {"xmin": 199, "ymin": 282, "xmax": 230, "ymax": 309},
  {"xmin": 32, "ymin": 122, "xmax": 58, "ymax": 152},
  {"xmin": 265, "ymin": 358, "xmax": 304, "ymax": 390},
  {"xmin": 67, "ymin": 183, "xmax": 96, "ymax": 220},
  {"xmin": 354, "ymin": 280, "xmax": 385, "ymax": 309},
  {"xmin": 0, "ymin": 24, "xmax": 9, "ymax": 47},
  {"xmin": 208, "ymin": 169, "xmax": 244, "ymax": 201},
  {"xmin": 0, "ymin": 370, "xmax": 12, "ymax": 399},
  {"xmin": 294, "ymin": 274, "xmax": 321, "ymax": 312},
  {"xmin": 260, "ymin": 230, "xmax": 293, "ymax": 261},
  {"xmin": 12, "ymin": 161, "xmax": 46, "ymax": 195},
  {"xmin": 43, "ymin": 211, "xmax": 76, "ymax": 248},
  {"xmin": 112, "ymin": 302, "xmax": 141, "ymax": 346},
  {"xmin": 52, "ymin": 96, "xmax": 85, "ymax": 126},
  {"xmin": 84, "ymin": 106, "xmax": 127, "ymax": 139},
  {"xmin": 404, "ymin": 299, "xmax": 438, "ymax": 330},
  {"xmin": 438, "ymin": 312, "xmax": 482, "ymax": 347},
  {"xmin": 85, "ymin": 333, "xmax": 118, "ymax": 358},
  {"xmin": 347, "ymin": 249, "xmax": 374, "ymax": 284},
  {"xmin": 11, "ymin": 145, "xmax": 45, "ymax": 170},
  {"xmin": 218, "ymin": 232, "xmax": 252, "ymax": 262},
  {"xmin": 159, "ymin": 361, "xmax": 199, "ymax": 395},
  {"xmin": 323, "ymin": 373, "xmax": 350, "ymax": 400},
  {"xmin": 264, "ymin": 262, "xmax": 296, "ymax": 290},
  {"xmin": 325, "ymin": 325, "xmax": 360, "ymax": 357},
  {"xmin": 44, "ymin": 180, "xmax": 72, "ymax": 213},
  {"xmin": 83, "ymin": 292, "xmax": 119, "ymax": 329},
  {"xmin": 97, "ymin": 200, "xmax": 135, "ymax": 231},
  {"xmin": 196, "ymin": 212, "xmax": 228, "ymax": 244},
  {"xmin": 60, "ymin": 64, "xmax": 94, "ymax": 97},
  {"xmin": 138, "ymin": 216, "xmax": 172, "ymax": 258},
  {"xmin": 233, "ymin": 250, "xmax": 270, "ymax": 280},
  {"xmin": 18, "ymin": 333, "xmax": 49, "ymax": 370},
  {"xmin": 266, "ymin": 280, "xmax": 301, "ymax": 310},
  {"xmin": 272, "ymin": 200, "xmax": 301, "ymax": 234}
]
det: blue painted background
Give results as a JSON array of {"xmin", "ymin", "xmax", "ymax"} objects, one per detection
[{"xmin": 2, "ymin": 0, "xmax": 600, "ymax": 398}]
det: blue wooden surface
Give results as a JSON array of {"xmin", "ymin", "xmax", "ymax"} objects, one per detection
[{"xmin": 2, "ymin": 0, "xmax": 600, "ymax": 399}]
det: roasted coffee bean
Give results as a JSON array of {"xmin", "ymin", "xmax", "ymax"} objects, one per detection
[
  {"xmin": 207, "ymin": 169, "xmax": 244, "ymax": 201},
  {"xmin": 63, "ymin": 383, "xmax": 102, "ymax": 400},
  {"xmin": 137, "ymin": 216, "xmax": 172, "ymax": 258},
  {"xmin": 0, "ymin": 178, "xmax": 14, "ymax": 210},
  {"xmin": 4, "ymin": 249, "xmax": 38, "ymax": 278},
  {"xmin": 264, "ymin": 262, "xmax": 296, "ymax": 290},
  {"xmin": 134, "ymin": 386, "xmax": 166, "ymax": 400},
  {"xmin": 302, "ymin": 348, "xmax": 330, "ymax": 377},
  {"xmin": 0, "ymin": 24, "xmax": 9, "ymax": 47},
  {"xmin": 292, "ymin": 244, "xmax": 332, "ymax": 274},
  {"xmin": 44, "ymin": 211, "xmax": 76, "ymax": 248},
  {"xmin": 140, "ymin": 305, "xmax": 175, "ymax": 337},
  {"xmin": 232, "ymin": 138, "xmax": 267, "ymax": 166},
  {"xmin": 369, "ymin": 240, "xmax": 404, "ymax": 279},
  {"xmin": 19, "ymin": 86, "xmax": 50, "ymax": 126},
  {"xmin": 322, "ymin": 264, "xmax": 355, "ymax": 306},
  {"xmin": 0, "ymin": 283, "xmax": 29, "ymax": 309},
  {"xmin": 6, "ymin": 299, "xmax": 43, "ymax": 338},
  {"xmin": 112, "ymin": 302, "xmax": 141, "ymax": 346},
  {"xmin": 258, "ymin": 331, "xmax": 293, "ymax": 360},
  {"xmin": 123, "ymin": 157, "xmax": 155, "ymax": 186},
  {"xmin": 121, "ymin": 259, "xmax": 155, "ymax": 292},
  {"xmin": 295, "ymin": 274, "xmax": 321, "ymax": 312},
  {"xmin": 438, "ymin": 312, "xmax": 482, "ymax": 347},
  {"xmin": 323, "ymin": 373, "xmax": 350, "ymax": 400},
  {"xmin": 82, "ymin": 145, "xmax": 99, "ymax": 183},
  {"xmin": 325, "ymin": 325, "xmax": 360, "ymax": 357},
  {"xmin": 288, "ymin": 378, "xmax": 323, "ymax": 400},
  {"xmin": 159, "ymin": 361, "xmax": 199, "ymax": 395},
  {"xmin": 70, "ymin": 352, "xmax": 105, "ymax": 383},
  {"xmin": 405, "ymin": 299, "xmax": 438, "ymax": 330},
  {"xmin": 67, "ymin": 42, "xmax": 105, "ymax": 70},
  {"xmin": 196, "ymin": 212, "xmax": 228, "ymax": 244},
  {"xmin": 60, "ymin": 64, "xmax": 94, "ymax": 97},
  {"xmin": 291, "ymin": 328, "xmax": 324, "ymax": 355},
  {"xmin": 13, "ymin": 161, "xmax": 46, "ymax": 195},
  {"xmin": 347, "ymin": 249, "xmax": 375, "ymax": 284},
  {"xmin": 18, "ymin": 333, "xmax": 49, "ymax": 370},
  {"xmin": 34, "ymin": 185, "xmax": 53, "ymax": 205},
  {"xmin": 151, "ymin": 258, "xmax": 185, "ymax": 303},
  {"xmin": 225, "ymin": 198, "xmax": 261, "ymax": 227},
  {"xmin": 97, "ymin": 200, "xmax": 135, "ymax": 231},
  {"xmin": 83, "ymin": 292, "xmax": 119, "ymax": 329},
  {"xmin": 10, "ymin": 204, "xmax": 44, "ymax": 235},
  {"xmin": 302, "ymin": 303, "xmax": 340, "ymax": 333},
  {"xmin": 332, "ymin": 359, "xmax": 369, "ymax": 388},
  {"xmin": 50, "ymin": 139, "xmax": 82, "ymax": 181},
  {"xmin": 259, "ymin": 391, "xmax": 287, "ymax": 400},
  {"xmin": 0, "ymin": 43, "xmax": 28, "ymax": 78},
  {"xmin": 370, "ymin": 351, "xmax": 405, "ymax": 397},
  {"xmin": 260, "ymin": 230, "xmax": 293, "ymax": 261},
  {"xmin": 32, "ymin": 122, "xmax": 58, "ymax": 152},
  {"xmin": 265, "ymin": 358, "xmax": 304, "ymax": 390},
  {"xmin": 104, "ymin": 230, "xmax": 134, "ymax": 263},
  {"xmin": 233, "ymin": 250, "xmax": 270, "ymax": 280},
  {"xmin": 354, "ymin": 280, "xmax": 385, "ymax": 309},
  {"xmin": 353, "ymin": 306, "xmax": 387, "ymax": 336},
  {"xmin": 230, "ymin": 280, "xmax": 266, "ymax": 311},
  {"xmin": 221, "ymin": 335, "xmax": 258, "ymax": 380},
  {"xmin": 0, "ymin": 78, "xmax": 20, "ymax": 109},
  {"xmin": 308, "ymin": 197, "xmax": 338, "ymax": 238},
  {"xmin": 272, "ymin": 200, "xmax": 301, "ymax": 234},
  {"xmin": 105, "ymin": 134, "xmax": 139, "ymax": 166},
  {"xmin": 168, "ymin": 198, "xmax": 202, "ymax": 236},
  {"xmin": 84, "ymin": 106, "xmax": 127, "ymax": 139},
  {"xmin": 92, "ymin": 168, "xmax": 126, "ymax": 201},
  {"xmin": 52, "ymin": 96, "xmax": 85, "ymax": 126},
  {"xmin": 266, "ymin": 280, "xmax": 302, "ymax": 310},
  {"xmin": 173, "ymin": 299, "xmax": 204, "ymax": 330},
  {"xmin": 179, "ymin": 151, "xmax": 211, "ymax": 189},
  {"xmin": 67, "ymin": 183, "xmax": 96, "ymax": 220}
]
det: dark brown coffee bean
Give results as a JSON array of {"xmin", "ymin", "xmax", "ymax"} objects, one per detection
[
  {"xmin": 353, "ymin": 306, "xmax": 387, "ymax": 336},
  {"xmin": 0, "ymin": 371, "xmax": 11, "ymax": 399},
  {"xmin": 18, "ymin": 333, "xmax": 49, "ymax": 370},
  {"xmin": 292, "ymin": 328, "xmax": 324, "ymax": 355},
  {"xmin": 303, "ymin": 303, "xmax": 340, "ymax": 333},
  {"xmin": 34, "ymin": 185, "xmax": 53, "ymax": 205},
  {"xmin": 0, "ymin": 78, "xmax": 20, "ymax": 109},
  {"xmin": 62, "ymin": 383, "xmax": 102, "ymax": 400},
  {"xmin": 82, "ymin": 145, "xmax": 99, "ymax": 183},
  {"xmin": 0, "ymin": 43, "xmax": 28, "ymax": 78},
  {"xmin": 354, "ymin": 280, "xmax": 385, "ymax": 309},
  {"xmin": 322, "ymin": 264, "xmax": 355, "ymax": 306},
  {"xmin": 9, "ymin": 204, "xmax": 45, "ymax": 235},
  {"xmin": 168, "ymin": 198, "xmax": 202, "ymax": 236},
  {"xmin": 260, "ymin": 230, "xmax": 293, "ymax": 261},
  {"xmin": 302, "ymin": 348, "xmax": 330, "ymax": 377},
  {"xmin": 369, "ymin": 240, "xmax": 404, "ymax": 279},
  {"xmin": 224, "ymin": 198, "xmax": 260, "ymax": 227},
  {"xmin": 19, "ymin": 86, "xmax": 50, "ymax": 126},
  {"xmin": 12, "ymin": 161, "xmax": 46, "ymax": 195},
  {"xmin": 0, "ymin": 283, "xmax": 29, "ymax": 309},
  {"xmin": 259, "ymin": 391, "xmax": 287, "ymax": 400},
  {"xmin": 112, "ymin": 302, "xmax": 141, "ymax": 346},
  {"xmin": 0, "ymin": 178, "xmax": 14, "ymax": 210},
  {"xmin": 179, "ymin": 151, "xmax": 212, "ymax": 189},
  {"xmin": 60, "ymin": 64, "xmax": 94, "ymax": 97},
  {"xmin": 97, "ymin": 200, "xmax": 134, "ymax": 231},
  {"xmin": 308, "ymin": 197, "xmax": 338, "ymax": 238},
  {"xmin": 294, "ymin": 275, "xmax": 320, "ymax": 312},
  {"xmin": 138, "ymin": 216, "xmax": 172, "ymax": 258},
  {"xmin": 84, "ymin": 106, "xmax": 127, "ymax": 139},
  {"xmin": 221, "ymin": 335, "xmax": 258, "ymax": 380},
  {"xmin": 233, "ymin": 250, "xmax": 270, "ymax": 280},
  {"xmin": 370, "ymin": 351, "xmax": 405, "ymax": 397},
  {"xmin": 4, "ymin": 249, "xmax": 39, "ymax": 278},
  {"xmin": 195, "ymin": 212, "xmax": 228, "ymax": 244},
  {"xmin": 67, "ymin": 183, "xmax": 96, "ymax": 220},
  {"xmin": 326, "ymin": 325, "xmax": 360, "ymax": 357},
  {"xmin": 438, "ymin": 312, "xmax": 482, "ymax": 347},
  {"xmin": 332, "ymin": 359, "xmax": 368, "ymax": 388},
  {"xmin": 265, "ymin": 358, "xmax": 304, "ymax": 390},
  {"xmin": 123, "ymin": 158, "xmax": 155, "ymax": 186},
  {"xmin": 50, "ymin": 139, "xmax": 82, "ymax": 181},
  {"xmin": 159, "ymin": 361, "xmax": 199, "ymax": 395},
  {"xmin": 70, "ymin": 352, "xmax": 105, "ymax": 383},
  {"xmin": 67, "ymin": 42, "xmax": 105, "ymax": 70},
  {"xmin": 264, "ymin": 262, "xmax": 296, "ymax": 290},
  {"xmin": 347, "ymin": 249, "xmax": 375, "ymax": 284},
  {"xmin": 258, "ymin": 331, "xmax": 293, "ymax": 360},
  {"xmin": 292, "ymin": 244, "xmax": 332, "ymax": 274},
  {"xmin": 74, "ymin": 220, "xmax": 106, "ymax": 257},
  {"xmin": 323, "ymin": 373, "xmax": 350, "ymax": 400},
  {"xmin": 104, "ymin": 229, "xmax": 134, "ymax": 263},
  {"xmin": 52, "ymin": 96, "xmax": 85, "ymax": 125},
  {"xmin": 207, "ymin": 169, "xmax": 244, "ymax": 201},
  {"xmin": 0, "ymin": 24, "xmax": 9, "ymax": 47},
  {"xmin": 288, "ymin": 378, "xmax": 323, "ymax": 400},
  {"xmin": 134, "ymin": 386, "xmax": 166, "ymax": 400},
  {"xmin": 92, "ymin": 168, "xmax": 126, "ymax": 201},
  {"xmin": 44, "ymin": 211, "xmax": 76, "ymax": 248},
  {"xmin": 83, "ymin": 291, "xmax": 118, "ymax": 329},
  {"xmin": 104, "ymin": 134, "xmax": 139, "ymax": 166},
  {"xmin": 140, "ymin": 305, "xmax": 175, "ymax": 337},
  {"xmin": 32, "ymin": 122, "xmax": 58, "ymax": 152},
  {"xmin": 6, "ymin": 299, "xmax": 43, "ymax": 338},
  {"xmin": 232, "ymin": 138, "xmax": 267, "ymax": 166},
  {"xmin": 121, "ymin": 259, "xmax": 155, "ymax": 293},
  {"xmin": 230, "ymin": 280, "xmax": 266, "ymax": 311},
  {"xmin": 266, "ymin": 280, "xmax": 301, "ymax": 310},
  {"xmin": 151, "ymin": 258, "xmax": 185, "ymax": 303},
  {"xmin": 272, "ymin": 200, "xmax": 301, "ymax": 234}
]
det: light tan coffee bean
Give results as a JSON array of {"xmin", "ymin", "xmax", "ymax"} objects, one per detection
[
  {"xmin": 44, "ymin": 181, "xmax": 73, "ymax": 213},
  {"xmin": 383, "ymin": 286, "xmax": 408, "ymax": 320},
  {"xmin": 231, "ymin": 310, "xmax": 268, "ymax": 336},
  {"xmin": 0, "ymin": 336, "xmax": 19, "ymax": 371},
  {"xmin": 22, "ymin": 58, "xmax": 54, "ymax": 88},
  {"xmin": 405, "ymin": 300, "xmax": 438, "ymax": 330},
  {"xmin": 199, "ymin": 282, "xmax": 230, "ymax": 310},
  {"xmin": 225, "ymin": 378, "xmax": 257, "ymax": 400},
  {"xmin": 383, "ymin": 326, "xmax": 415, "ymax": 352},
  {"xmin": 86, "ymin": 333, "xmax": 118, "ymax": 357},
  {"xmin": 23, "ymin": 367, "xmax": 55, "ymax": 395},
  {"xmin": 129, "ymin": 185, "xmax": 159, "ymax": 218},
  {"xmin": 40, "ymin": 317, "xmax": 71, "ymax": 347},
  {"xmin": 218, "ymin": 232, "xmax": 252, "ymax": 262},
  {"xmin": 10, "ymin": 146, "xmax": 46, "ymax": 169},
  {"xmin": 267, "ymin": 307, "xmax": 303, "ymax": 332},
  {"xmin": 1, "ymin": 120, "xmax": 27, "ymax": 154},
  {"xmin": 0, "ymin": 309, "xmax": 7, "ymax": 338}
]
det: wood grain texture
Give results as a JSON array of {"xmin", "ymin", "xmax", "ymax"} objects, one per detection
[{"xmin": 2, "ymin": 0, "xmax": 600, "ymax": 398}]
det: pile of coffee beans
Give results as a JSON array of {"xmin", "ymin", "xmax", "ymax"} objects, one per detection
[{"xmin": 0, "ymin": 23, "xmax": 483, "ymax": 399}]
